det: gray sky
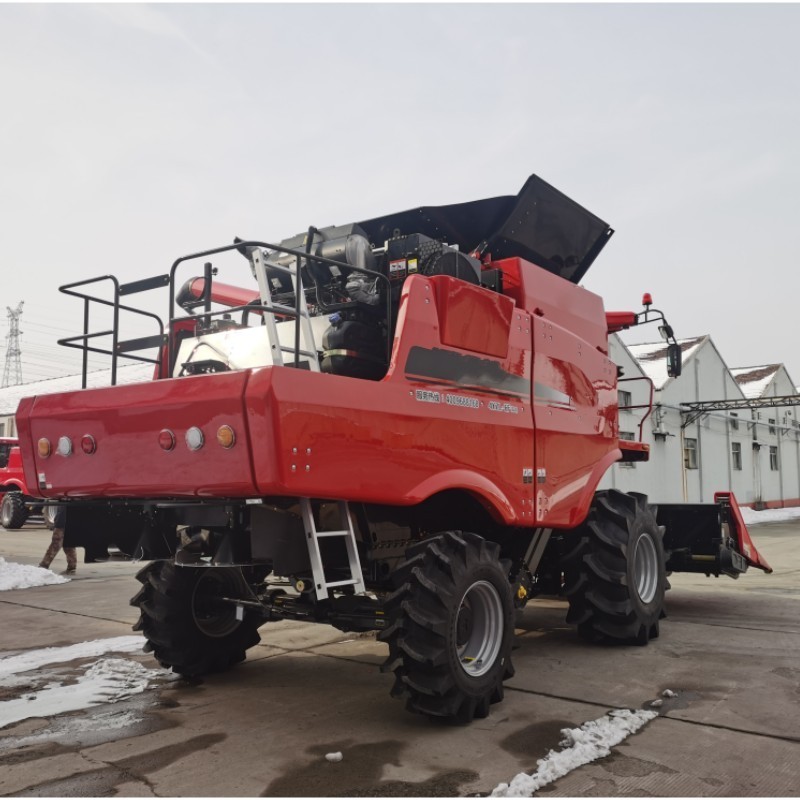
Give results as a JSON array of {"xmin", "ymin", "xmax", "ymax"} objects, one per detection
[{"xmin": 2, "ymin": 3, "xmax": 799, "ymax": 386}]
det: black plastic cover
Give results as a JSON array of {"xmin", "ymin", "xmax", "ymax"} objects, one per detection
[{"xmin": 358, "ymin": 175, "xmax": 613, "ymax": 284}]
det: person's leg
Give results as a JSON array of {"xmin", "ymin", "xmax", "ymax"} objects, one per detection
[
  {"xmin": 39, "ymin": 528, "xmax": 64, "ymax": 569},
  {"xmin": 64, "ymin": 546, "xmax": 77, "ymax": 572}
]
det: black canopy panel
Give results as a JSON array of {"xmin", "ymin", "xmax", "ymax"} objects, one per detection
[{"xmin": 358, "ymin": 175, "xmax": 613, "ymax": 284}]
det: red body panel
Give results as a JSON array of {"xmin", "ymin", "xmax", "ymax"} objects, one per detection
[
  {"xmin": 0, "ymin": 438, "xmax": 30, "ymax": 494},
  {"xmin": 16, "ymin": 263, "xmax": 623, "ymax": 529}
]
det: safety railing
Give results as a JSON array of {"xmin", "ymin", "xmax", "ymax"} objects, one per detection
[
  {"xmin": 58, "ymin": 276, "xmax": 165, "ymax": 388},
  {"xmin": 58, "ymin": 229, "xmax": 394, "ymax": 386}
]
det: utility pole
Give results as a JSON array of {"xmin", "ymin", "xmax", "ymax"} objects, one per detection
[{"xmin": 3, "ymin": 301, "xmax": 24, "ymax": 388}]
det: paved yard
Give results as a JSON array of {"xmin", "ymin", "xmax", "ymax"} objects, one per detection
[{"xmin": 1, "ymin": 520, "xmax": 798, "ymax": 796}]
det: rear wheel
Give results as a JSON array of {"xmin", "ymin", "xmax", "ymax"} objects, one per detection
[
  {"xmin": 562, "ymin": 490, "xmax": 667, "ymax": 645},
  {"xmin": 43, "ymin": 505, "xmax": 58, "ymax": 530},
  {"xmin": 379, "ymin": 531, "xmax": 515, "ymax": 723},
  {"xmin": 1, "ymin": 491, "xmax": 28, "ymax": 529},
  {"xmin": 131, "ymin": 561, "xmax": 263, "ymax": 676}
]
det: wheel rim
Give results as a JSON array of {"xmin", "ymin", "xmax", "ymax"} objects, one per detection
[
  {"xmin": 190, "ymin": 569, "xmax": 243, "ymax": 638},
  {"xmin": 1, "ymin": 496, "xmax": 13, "ymax": 527},
  {"xmin": 455, "ymin": 580, "xmax": 504, "ymax": 678},
  {"xmin": 633, "ymin": 532, "xmax": 659, "ymax": 604}
]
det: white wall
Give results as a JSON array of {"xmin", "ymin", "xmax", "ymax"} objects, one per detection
[{"xmin": 603, "ymin": 336, "xmax": 800, "ymax": 507}]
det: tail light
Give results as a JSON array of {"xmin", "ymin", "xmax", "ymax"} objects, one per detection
[
  {"xmin": 81, "ymin": 434, "xmax": 97, "ymax": 455},
  {"xmin": 185, "ymin": 427, "xmax": 204, "ymax": 451},
  {"xmin": 158, "ymin": 429, "xmax": 176, "ymax": 451},
  {"xmin": 216, "ymin": 425, "xmax": 236, "ymax": 449}
]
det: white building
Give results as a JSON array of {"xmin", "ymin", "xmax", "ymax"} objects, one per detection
[{"xmin": 602, "ymin": 335, "xmax": 800, "ymax": 508}]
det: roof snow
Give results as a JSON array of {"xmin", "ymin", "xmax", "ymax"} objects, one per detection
[
  {"xmin": 627, "ymin": 336, "xmax": 706, "ymax": 390},
  {"xmin": 0, "ymin": 363, "xmax": 154, "ymax": 416},
  {"xmin": 729, "ymin": 365, "xmax": 781, "ymax": 399}
]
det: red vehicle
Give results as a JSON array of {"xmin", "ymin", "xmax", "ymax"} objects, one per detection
[
  {"xmin": 0, "ymin": 438, "xmax": 56, "ymax": 529},
  {"xmin": 15, "ymin": 176, "xmax": 771, "ymax": 722}
]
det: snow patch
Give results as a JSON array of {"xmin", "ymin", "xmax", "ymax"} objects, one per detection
[
  {"xmin": 0, "ymin": 636, "xmax": 145, "ymax": 686},
  {"xmin": 0, "ymin": 557, "xmax": 69, "ymax": 591},
  {"xmin": 739, "ymin": 506, "xmax": 800, "ymax": 525},
  {"xmin": 662, "ymin": 689, "xmax": 678, "ymax": 698},
  {"xmin": 0, "ymin": 658, "xmax": 163, "ymax": 729},
  {"xmin": 491, "ymin": 709, "xmax": 658, "ymax": 797},
  {"xmin": 325, "ymin": 752, "xmax": 343, "ymax": 762}
]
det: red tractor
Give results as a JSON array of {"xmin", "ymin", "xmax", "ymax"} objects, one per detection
[
  {"xmin": 0, "ymin": 438, "xmax": 57, "ymax": 529},
  {"xmin": 15, "ymin": 175, "xmax": 771, "ymax": 722}
]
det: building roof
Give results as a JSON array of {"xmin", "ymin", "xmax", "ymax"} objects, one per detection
[
  {"xmin": 627, "ymin": 335, "xmax": 707, "ymax": 390},
  {"xmin": 729, "ymin": 364, "xmax": 782, "ymax": 399},
  {"xmin": 0, "ymin": 363, "xmax": 155, "ymax": 416}
]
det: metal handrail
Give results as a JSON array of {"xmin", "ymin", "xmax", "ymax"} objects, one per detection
[
  {"xmin": 58, "ymin": 275, "xmax": 164, "ymax": 388},
  {"xmin": 618, "ymin": 376, "xmax": 655, "ymax": 441},
  {"xmin": 166, "ymin": 239, "xmax": 393, "ymax": 376}
]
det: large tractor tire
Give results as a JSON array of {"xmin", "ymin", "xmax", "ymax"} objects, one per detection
[
  {"xmin": 1, "ymin": 491, "xmax": 29, "ymax": 530},
  {"xmin": 379, "ymin": 531, "xmax": 515, "ymax": 723},
  {"xmin": 131, "ymin": 561, "xmax": 262, "ymax": 677},
  {"xmin": 562, "ymin": 490, "xmax": 667, "ymax": 645}
]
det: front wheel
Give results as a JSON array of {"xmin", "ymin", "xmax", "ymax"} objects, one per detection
[
  {"xmin": 562, "ymin": 490, "xmax": 668, "ymax": 645},
  {"xmin": 131, "ymin": 561, "xmax": 263, "ymax": 676},
  {"xmin": 1, "ymin": 492, "xmax": 28, "ymax": 529},
  {"xmin": 379, "ymin": 531, "xmax": 515, "ymax": 723}
]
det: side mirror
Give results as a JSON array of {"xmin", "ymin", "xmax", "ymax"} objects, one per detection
[{"xmin": 667, "ymin": 342, "xmax": 682, "ymax": 378}]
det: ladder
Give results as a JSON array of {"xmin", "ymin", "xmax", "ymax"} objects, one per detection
[
  {"xmin": 250, "ymin": 248, "xmax": 320, "ymax": 371},
  {"xmin": 300, "ymin": 499, "xmax": 366, "ymax": 601}
]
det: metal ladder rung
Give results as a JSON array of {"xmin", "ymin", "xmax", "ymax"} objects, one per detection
[
  {"xmin": 279, "ymin": 346, "xmax": 317, "ymax": 358},
  {"xmin": 314, "ymin": 529, "xmax": 349, "ymax": 539},
  {"xmin": 300, "ymin": 499, "xmax": 365, "ymax": 601}
]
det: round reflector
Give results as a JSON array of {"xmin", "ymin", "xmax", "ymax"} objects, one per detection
[
  {"xmin": 158, "ymin": 429, "xmax": 176, "ymax": 451},
  {"xmin": 56, "ymin": 436, "xmax": 73, "ymax": 457},
  {"xmin": 216, "ymin": 425, "xmax": 236, "ymax": 449},
  {"xmin": 185, "ymin": 426, "xmax": 204, "ymax": 451},
  {"xmin": 80, "ymin": 434, "xmax": 97, "ymax": 455},
  {"xmin": 37, "ymin": 438, "xmax": 51, "ymax": 458}
]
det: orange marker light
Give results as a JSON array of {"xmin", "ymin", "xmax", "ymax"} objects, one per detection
[
  {"xmin": 216, "ymin": 425, "xmax": 236, "ymax": 449},
  {"xmin": 37, "ymin": 438, "xmax": 51, "ymax": 458}
]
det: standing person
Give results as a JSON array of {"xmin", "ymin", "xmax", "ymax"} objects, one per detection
[{"xmin": 39, "ymin": 505, "xmax": 77, "ymax": 574}]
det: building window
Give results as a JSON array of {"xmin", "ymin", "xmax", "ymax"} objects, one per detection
[
  {"xmin": 731, "ymin": 441, "xmax": 742, "ymax": 471},
  {"xmin": 618, "ymin": 390, "xmax": 632, "ymax": 410},
  {"xmin": 619, "ymin": 431, "xmax": 636, "ymax": 468},
  {"xmin": 684, "ymin": 438, "xmax": 699, "ymax": 470},
  {"xmin": 729, "ymin": 413, "xmax": 739, "ymax": 431},
  {"xmin": 0, "ymin": 422, "xmax": 4, "ymax": 436},
  {"xmin": 768, "ymin": 418, "xmax": 776, "ymax": 435},
  {"xmin": 770, "ymin": 446, "xmax": 779, "ymax": 471}
]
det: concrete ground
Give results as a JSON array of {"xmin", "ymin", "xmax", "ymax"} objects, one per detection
[{"xmin": 1, "ymin": 520, "xmax": 798, "ymax": 797}]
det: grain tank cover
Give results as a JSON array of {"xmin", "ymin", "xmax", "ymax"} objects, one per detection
[{"xmin": 357, "ymin": 174, "xmax": 613, "ymax": 284}]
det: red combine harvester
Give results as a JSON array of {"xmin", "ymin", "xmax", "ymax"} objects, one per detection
[
  {"xmin": 0, "ymin": 438, "xmax": 57, "ymax": 529},
  {"xmin": 16, "ymin": 176, "xmax": 771, "ymax": 722}
]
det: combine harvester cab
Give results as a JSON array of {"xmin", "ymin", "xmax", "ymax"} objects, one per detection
[{"xmin": 14, "ymin": 174, "xmax": 772, "ymax": 724}]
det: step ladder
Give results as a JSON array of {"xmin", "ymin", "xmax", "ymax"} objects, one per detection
[
  {"xmin": 250, "ymin": 248, "xmax": 320, "ymax": 371},
  {"xmin": 300, "ymin": 499, "xmax": 365, "ymax": 601}
]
